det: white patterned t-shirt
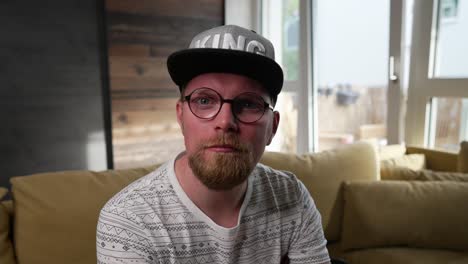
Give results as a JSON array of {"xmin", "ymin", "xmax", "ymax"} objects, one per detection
[{"xmin": 96, "ymin": 155, "xmax": 330, "ymax": 264}]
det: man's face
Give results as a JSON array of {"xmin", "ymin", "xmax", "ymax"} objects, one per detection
[{"xmin": 176, "ymin": 73, "xmax": 280, "ymax": 190}]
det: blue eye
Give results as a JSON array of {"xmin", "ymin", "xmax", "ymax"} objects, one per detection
[
  {"xmin": 190, "ymin": 94, "xmax": 219, "ymax": 110},
  {"xmin": 196, "ymin": 97, "xmax": 211, "ymax": 105}
]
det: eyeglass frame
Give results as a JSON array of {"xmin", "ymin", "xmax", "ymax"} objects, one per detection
[{"xmin": 182, "ymin": 87, "xmax": 275, "ymax": 124}]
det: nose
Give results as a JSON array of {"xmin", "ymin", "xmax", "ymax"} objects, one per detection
[{"xmin": 215, "ymin": 101, "xmax": 239, "ymax": 132}]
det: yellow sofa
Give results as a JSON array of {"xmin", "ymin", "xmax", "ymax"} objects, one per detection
[{"xmin": 1, "ymin": 142, "xmax": 468, "ymax": 264}]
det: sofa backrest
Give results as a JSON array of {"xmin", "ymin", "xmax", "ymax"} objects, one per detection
[
  {"xmin": 7, "ymin": 141, "xmax": 379, "ymax": 263},
  {"xmin": 261, "ymin": 141, "xmax": 379, "ymax": 242},
  {"xmin": 341, "ymin": 180, "xmax": 468, "ymax": 251},
  {"xmin": 406, "ymin": 146, "xmax": 458, "ymax": 172},
  {"xmin": 10, "ymin": 166, "xmax": 157, "ymax": 264}
]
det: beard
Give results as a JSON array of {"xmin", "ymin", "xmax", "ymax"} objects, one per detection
[{"xmin": 188, "ymin": 135, "xmax": 256, "ymax": 190}]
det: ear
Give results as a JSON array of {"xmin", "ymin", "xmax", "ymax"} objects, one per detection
[
  {"xmin": 176, "ymin": 100, "xmax": 185, "ymax": 133},
  {"xmin": 266, "ymin": 111, "xmax": 280, "ymax": 145}
]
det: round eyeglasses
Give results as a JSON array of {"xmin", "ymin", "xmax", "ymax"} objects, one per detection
[{"xmin": 183, "ymin": 87, "xmax": 274, "ymax": 124}]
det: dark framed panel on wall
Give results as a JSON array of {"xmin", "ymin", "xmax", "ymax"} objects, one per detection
[
  {"xmin": 0, "ymin": 0, "xmax": 111, "ymax": 190},
  {"xmin": 104, "ymin": 0, "xmax": 224, "ymax": 169}
]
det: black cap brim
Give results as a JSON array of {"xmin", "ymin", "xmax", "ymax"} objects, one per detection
[{"xmin": 167, "ymin": 48, "xmax": 284, "ymax": 99}]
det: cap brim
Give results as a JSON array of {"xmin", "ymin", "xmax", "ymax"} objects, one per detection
[{"xmin": 167, "ymin": 48, "xmax": 283, "ymax": 97}]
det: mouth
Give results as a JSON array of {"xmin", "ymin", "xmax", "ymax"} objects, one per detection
[{"xmin": 205, "ymin": 144, "xmax": 240, "ymax": 153}]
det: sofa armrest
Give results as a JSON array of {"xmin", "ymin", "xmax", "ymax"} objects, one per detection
[{"xmin": 406, "ymin": 146, "xmax": 457, "ymax": 172}]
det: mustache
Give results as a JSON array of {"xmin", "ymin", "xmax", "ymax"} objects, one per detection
[{"xmin": 199, "ymin": 135, "xmax": 249, "ymax": 153}]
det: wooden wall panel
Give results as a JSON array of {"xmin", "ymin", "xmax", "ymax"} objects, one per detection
[
  {"xmin": 106, "ymin": 0, "xmax": 223, "ymax": 19},
  {"xmin": 106, "ymin": 0, "xmax": 224, "ymax": 168}
]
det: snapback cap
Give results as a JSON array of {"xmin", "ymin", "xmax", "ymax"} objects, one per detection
[{"xmin": 167, "ymin": 25, "xmax": 284, "ymax": 102}]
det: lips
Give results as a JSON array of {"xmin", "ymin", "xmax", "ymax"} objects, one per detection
[{"xmin": 205, "ymin": 144, "xmax": 239, "ymax": 152}]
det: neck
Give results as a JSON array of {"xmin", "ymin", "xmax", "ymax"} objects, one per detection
[{"xmin": 174, "ymin": 153, "xmax": 248, "ymax": 228}]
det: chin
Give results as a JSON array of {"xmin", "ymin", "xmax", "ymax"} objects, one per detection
[{"xmin": 189, "ymin": 148, "xmax": 255, "ymax": 191}]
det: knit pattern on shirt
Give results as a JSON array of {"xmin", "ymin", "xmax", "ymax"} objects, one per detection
[{"xmin": 96, "ymin": 157, "xmax": 330, "ymax": 264}]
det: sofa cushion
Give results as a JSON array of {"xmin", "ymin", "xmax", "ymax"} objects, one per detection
[
  {"xmin": 261, "ymin": 142, "xmax": 379, "ymax": 242},
  {"xmin": 381, "ymin": 153, "xmax": 426, "ymax": 169},
  {"xmin": 381, "ymin": 167, "xmax": 468, "ymax": 182},
  {"xmin": 343, "ymin": 247, "xmax": 468, "ymax": 264},
  {"xmin": 0, "ymin": 188, "xmax": 16, "ymax": 264},
  {"xmin": 11, "ymin": 165, "xmax": 157, "ymax": 264},
  {"xmin": 341, "ymin": 181, "xmax": 468, "ymax": 251},
  {"xmin": 459, "ymin": 141, "xmax": 468, "ymax": 173},
  {"xmin": 378, "ymin": 144, "xmax": 406, "ymax": 160}
]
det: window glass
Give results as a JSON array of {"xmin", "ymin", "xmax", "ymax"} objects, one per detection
[
  {"xmin": 263, "ymin": 0, "xmax": 391, "ymax": 152},
  {"xmin": 262, "ymin": 0, "xmax": 300, "ymax": 82},
  {"xmin": 316, "ymin": 0, "xmax": 390, "ymax": 150},
  {"xmin": 268, "ymin": 91, "xmax": 298, "ymax": 152},
  {"xmin": 432, "ymin": 97, "xmax": 468, "ymax": 152},
  {"xmin": 433, "ymin": 0, "xmax": 468, "ymax": 78},
  {"xmin": 262, "ymin": 0, "xmax": 300, "ymax": 153}
]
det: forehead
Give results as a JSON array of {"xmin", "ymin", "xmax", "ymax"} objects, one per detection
[{"xmin": 184, "ymin": 73, "xmax": 268, "ymax": 97}]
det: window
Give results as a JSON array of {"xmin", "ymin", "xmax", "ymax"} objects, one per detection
[
  {"xmin": 262, "ymin": 0, "xmax": 392, "ymax": 152},
  {"xmin": 406, "ymin": 0, "xmax": 468, "ymax": 150}
]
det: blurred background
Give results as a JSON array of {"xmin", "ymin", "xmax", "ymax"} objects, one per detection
[{"xmin": 1, "ymin": 0, "xmax": 467, "ymax": 185}]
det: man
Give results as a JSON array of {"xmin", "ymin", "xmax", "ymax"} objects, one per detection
[{"xmin": 97, "ymin": 25, "xmax": 330, "ymax": 264}]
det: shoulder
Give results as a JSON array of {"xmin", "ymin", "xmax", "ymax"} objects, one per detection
[
  {"xmin": 254, "ymin": 163, "xmax": 304, "ymax": 190},
  {"xmin": 101, "ymin": 161, "xmax": 172, "ymax": 212},
  {"xmin": 96, "ymin": 164, "xmax": 171, "ymax": 262},
  {"xmin": 252, "ymin": 163, "xmax": 309, "ymax": 203},
  {"xmin": 97, "ymin": 161, "xmax": 175, "ymax": 240}
]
